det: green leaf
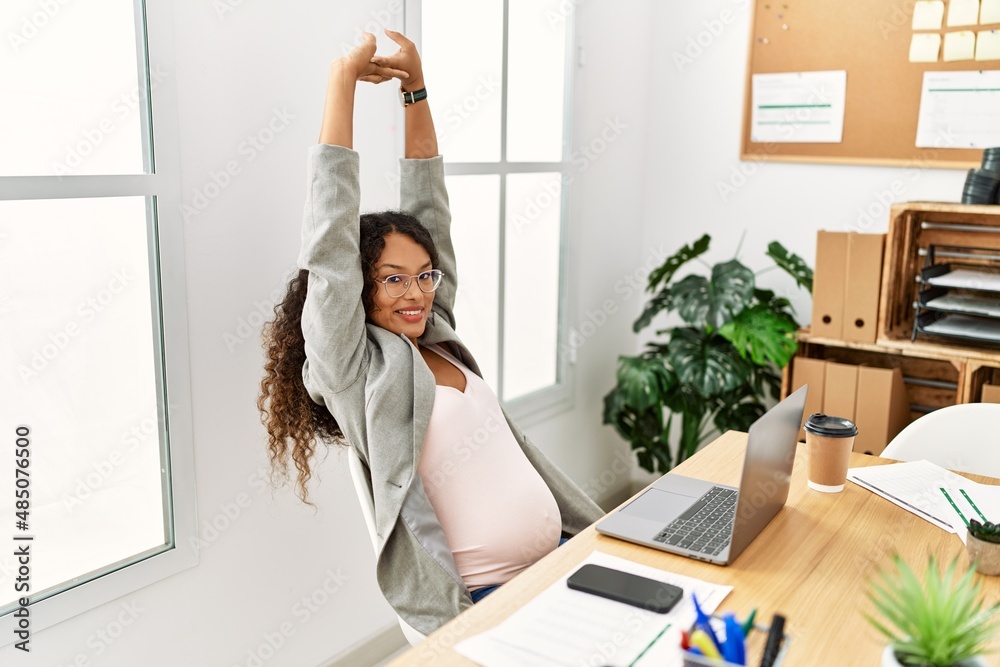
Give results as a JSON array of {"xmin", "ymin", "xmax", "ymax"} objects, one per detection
[
  {"xmin": 603, "ymin": 359, "xmax": 679, "ymax": 475},
  {"xmin": 710, "ymin": 261, "xmax": 756, "ymax": 327},
  {"xmin": 865, "ymin": 554, "xmax": 1000, "ymax": 666},
  {"xmin": 767, "ymin": 241, "xmax": 814, "ymax": 293},
  {"xmin": 666, "ymin": 328, "xmax": 748, "ymax": 397},
  {"xmin": 650, "ymin": 446, "xmax": 673, "ymax": 473},
  {"xmin": 602, "ymin": 385, "xmax": 625, "ymax": 426},
  {"xmin": 713, "ymin": 400, "xmax": 766, "ymax": 434},
  {"xmin": 646, "ymin": 234, "xmax": 711, "ymax": 293},
  {"xmin": 670, "ymin": 275, "xmax": 712, "ymax": 327},
  {"xmin": 633, "ymin": 288, "xmax": 672, "ymax": 333},
  {"xmin": 718, "ymin": 304, "xmax": 798, "ymax": 368},
  {"xmin": 747, "ymin": 364, "xmax": 783, "ymax": 401},
  {"xmin": 614, "ymin": 355, "xmax": 676, "ymax": 411},
  {"xmin": 670, "ymin": 260, "xmax": 755, "ymax": 329},
  {"xmin": 754, "ymin": 288, "xmax": 798, "ymax": 327}
]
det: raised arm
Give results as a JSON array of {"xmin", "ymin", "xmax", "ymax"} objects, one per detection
[
  {"xmin": 299, "ymin": 35, "xmax": 407, "ymax": 393},
  {"xmin": 319, "ymin": 33, "xmax": 407, "ymax": 147},
  {"xmin": 373, "ymin": 30, "xmax": 458, "ymax": 323}
]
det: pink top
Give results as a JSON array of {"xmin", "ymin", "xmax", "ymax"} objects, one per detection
[{"xmin": 417, "ymin": 345, "xmax": 562, "ymax": 592}]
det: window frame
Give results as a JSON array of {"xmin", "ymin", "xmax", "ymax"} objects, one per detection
[
  {"xmin": 405, "ymin": 0, "xmax": 578, "ymax": 424},
  {"xmin": 0, "ymin": 0, "xmax": 197, "ymax": 641}
]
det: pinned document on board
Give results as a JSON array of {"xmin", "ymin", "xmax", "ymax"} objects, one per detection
[
  {"xmin": 944, "ymin": 30, "xmax": 978, "ymax": 60},
  {"xmin": 910, "ymin": 33, "xmax": 943, "ymax": 61},
  {"xmin": 948, "ymin": 0, "xmax": 982, "ymax": 26},
  {"xmin": 978, "ymin": 30, "xmax": 1000, "ymax": 59},
  {"xmin": 916, "ymin": 70, "xmax": 1000, "ymax": 148},
  {"xmin": 913, "ymin": 0, "xmax": 946, "ymax": 29},
  {"xmin": 454, "ymin": 550, "xmax": 732, "ymax": 667},
  {"xmin": 750, "ymin": 70, "xmax": 847, "ymax": 143},
  {"xmin": 982, "ymin": 0, "xmax": 1000, "ymax": 24}
]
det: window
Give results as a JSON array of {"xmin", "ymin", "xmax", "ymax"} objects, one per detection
[
  {"xmin": 0, "ymin": 0, "xmax": 196, "ymax": 641},
  {"xmin": 408, "ymin": 0, "xmax": 575, "ymax": 415}
]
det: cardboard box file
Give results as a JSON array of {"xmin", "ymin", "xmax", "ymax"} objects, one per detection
[
  {"xmin": 811, "ymin": 232, "xmax": 850, "ymax": 339},
  {"xmin": 853, "ymin": 366, "xmax": 910, "ymax": 455},
  {"xmin": 790, "ymin": 357, "xmax": 827, "ymax": 441},
  {"xmin": 823, "ymin": 362, "xmax": 859, "ymax": 422},
  {"xmin": 983, "ymin": 384, "xmax": 1000, "ymax": 404},
  {"xmin": 843, "ymin": 234, "xmax": 886, "ymax": 344},
  {"xmin": 810, "ymin": 232, "xmax": 886, "ymax": 343}
]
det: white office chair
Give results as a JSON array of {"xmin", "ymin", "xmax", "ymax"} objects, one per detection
[
  {"xmin": 346, "ymin": 447, "xmax": 428, "ymax": 647},
  {"xmin": 881, "ymin": 403, "xmax": 1000, "ymax": 477}
]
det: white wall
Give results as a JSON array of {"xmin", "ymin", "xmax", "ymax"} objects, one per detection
[{"xmin": 5, "ymin": 0, "xmax": 973, "ymax": 665}]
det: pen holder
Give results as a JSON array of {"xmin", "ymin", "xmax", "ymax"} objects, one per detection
[{"xmin": 681, "ymin": 617, "xmax": 791, "ymax": 667}]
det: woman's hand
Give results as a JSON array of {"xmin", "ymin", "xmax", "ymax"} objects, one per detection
[
  {"xmin": 371, "ymin": 29, "xmax": 425, "ymax": 91},
  {"xmin": 334, "ymin": 32, "xmax": 408, "ymax": 84}
]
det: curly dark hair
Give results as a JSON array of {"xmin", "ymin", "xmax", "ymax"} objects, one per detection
[{"xmin": 258, "ymin": 211, "xmax": 439, "ymax": 505}]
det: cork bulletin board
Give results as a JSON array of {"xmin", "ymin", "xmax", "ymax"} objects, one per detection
[{"xmin": 740, "ymin": 0, "xmax": 1000, "ymax": 168}]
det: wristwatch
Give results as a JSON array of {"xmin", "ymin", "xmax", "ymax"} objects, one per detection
[{"xmin": 400, "ymin": 86, "xmax": 427, "ymax": 107}]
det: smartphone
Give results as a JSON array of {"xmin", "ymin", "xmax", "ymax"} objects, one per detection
[{"xmin": 566, "ymin": 564, "xmax": 683, "ymax": 613}]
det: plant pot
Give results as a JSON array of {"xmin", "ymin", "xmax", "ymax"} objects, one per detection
[
  {"xmin": 966, "ymin": 529, "xmax": 1000, "ymax": 576},
  {"xmin": 881, "ymin": 645, "xmax": 990, "ymax": 666}
]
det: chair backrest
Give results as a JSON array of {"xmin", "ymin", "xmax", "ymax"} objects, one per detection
[
  {"xmin": 345, "ymin": 447, "xmax": 427, "ymax": 647},
  {"xmin": 346, "ymin": 447, "xmax": 379, "ymax": 552},
  {"xmin": 881, "ymin": 403, "xmax": 1000, "ymax": 477}
]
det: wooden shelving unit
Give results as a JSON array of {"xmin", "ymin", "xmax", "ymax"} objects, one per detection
[
  {"xmin": 783, "ymin": 202, "xmax": 1000, "ymax": 442},
  {"xmin": 879, "ymin": 201, "xmax": 1000, "ymax": 347}
]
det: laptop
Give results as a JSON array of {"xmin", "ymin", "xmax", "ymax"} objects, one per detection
[{"xmin": 596, "ymin": 386, "xmax": 807, "ymax": 565}]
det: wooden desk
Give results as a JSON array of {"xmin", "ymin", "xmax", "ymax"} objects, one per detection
[{"xmin": 388, "ymin": 431, "xmax": 1000, "ymax": 666}]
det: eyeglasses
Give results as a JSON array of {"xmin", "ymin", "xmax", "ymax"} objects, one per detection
[{"xmin": 376, "ymin": 269, "xmax": 444, "ymax": 298}]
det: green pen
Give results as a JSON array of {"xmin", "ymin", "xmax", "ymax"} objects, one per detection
[{"xmin": 741, "ymin": 608, "xmax": 757, "ymax": 635}]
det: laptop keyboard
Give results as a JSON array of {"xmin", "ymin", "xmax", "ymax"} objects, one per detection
[{"xmin": 652, "ymin": 486, "xmax": 737, "ymax": 556}]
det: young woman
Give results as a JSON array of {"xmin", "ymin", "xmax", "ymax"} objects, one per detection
[{"xmin": 259, "ymin": 30, "xmax": 604, "ymax": 636}]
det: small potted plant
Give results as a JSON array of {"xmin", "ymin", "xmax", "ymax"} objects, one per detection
[
  {"xmin": 968, "ymin": 519, "xmax": 1000, "ymax": 576},
  {"xmin": 867, "ymin": 554, "xmax": 1000, "ymax": 667}
]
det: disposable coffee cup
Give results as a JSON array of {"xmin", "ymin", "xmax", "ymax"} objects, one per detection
[{"xmin": 804, "ymin": 414, "xmax": 858, "ymax": 493}]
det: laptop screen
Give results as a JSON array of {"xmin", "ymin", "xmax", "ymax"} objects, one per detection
[{"xmin": 727, "ymin": 386, "xmax": 807, "ymax": 560}]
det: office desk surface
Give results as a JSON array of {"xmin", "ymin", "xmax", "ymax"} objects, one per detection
[{"xmin": 387, "ymin": 431, "xmax": 1000, "ymax": 666}]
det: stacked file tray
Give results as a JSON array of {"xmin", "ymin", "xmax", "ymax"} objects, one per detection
[{"xmin": 912, "ymin": 245, "xmax": 1000, "ymax": 345}]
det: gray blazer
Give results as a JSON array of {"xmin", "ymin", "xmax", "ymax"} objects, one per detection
[{"xmin": 297, "ymin": 144, "xmax": 605, "ymax": 636}]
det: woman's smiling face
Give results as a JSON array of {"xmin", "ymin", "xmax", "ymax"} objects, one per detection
[{"xmin": 368, "ymin": 232, "xmax": 435, "ymax": 344}]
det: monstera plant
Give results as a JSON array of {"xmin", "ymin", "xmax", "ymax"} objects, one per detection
[{"xmin": 603, "ymin": 234, "xmax": 813, "ymax": 473}]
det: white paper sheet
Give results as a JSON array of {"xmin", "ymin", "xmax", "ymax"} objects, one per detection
[
  {"xmin": 983, "ymin": 0, "xmax": 1000, "ymax": 24},
  {"xmin": 949, "ymin": 0, "xmax": 982, "ymax": 26},
  {"xmin": 978, "ymin": 29, "xmax": 1000, "ymax": 59},
  {"xmin": 910, "ymin": 33, "xmax": 943, "ymax": 61},
  {"xmin": 455, "ymin": 551, "xmax": 733, "ymax": 667},
  {"xmin": 915, "ymin": 70, "xmax": 1000, "ymax": 148},
  {"xmin": 847, "ymin": 460, "xmax": 966, "ymax": 532},
  {"xmin": 750, "ymin": 71, "xmax": 847, "ymax": 143},
  {"xmin": 938, "ymin": 484, "xmax": 1000, "ymax": 544},
  {"xmin": 944, "ymin": 30, "xmax": 978, "ymax": 60},
  {"xmin": 913, "ymin": 0, "xmax": 946, "ymax": 29},
  {"xmin": 925, "ymin": 267, "xmax": 1000, "ymax": 292}
]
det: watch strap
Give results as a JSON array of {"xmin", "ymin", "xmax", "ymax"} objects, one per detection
[{"xmin": 401, "ymin": 87, "xmax": 427, "ymax": 106}]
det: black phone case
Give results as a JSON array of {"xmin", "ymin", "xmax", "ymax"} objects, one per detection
[{"xmin": 566, "ymin": 564, "xmax": 683, "ymax": 613}]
